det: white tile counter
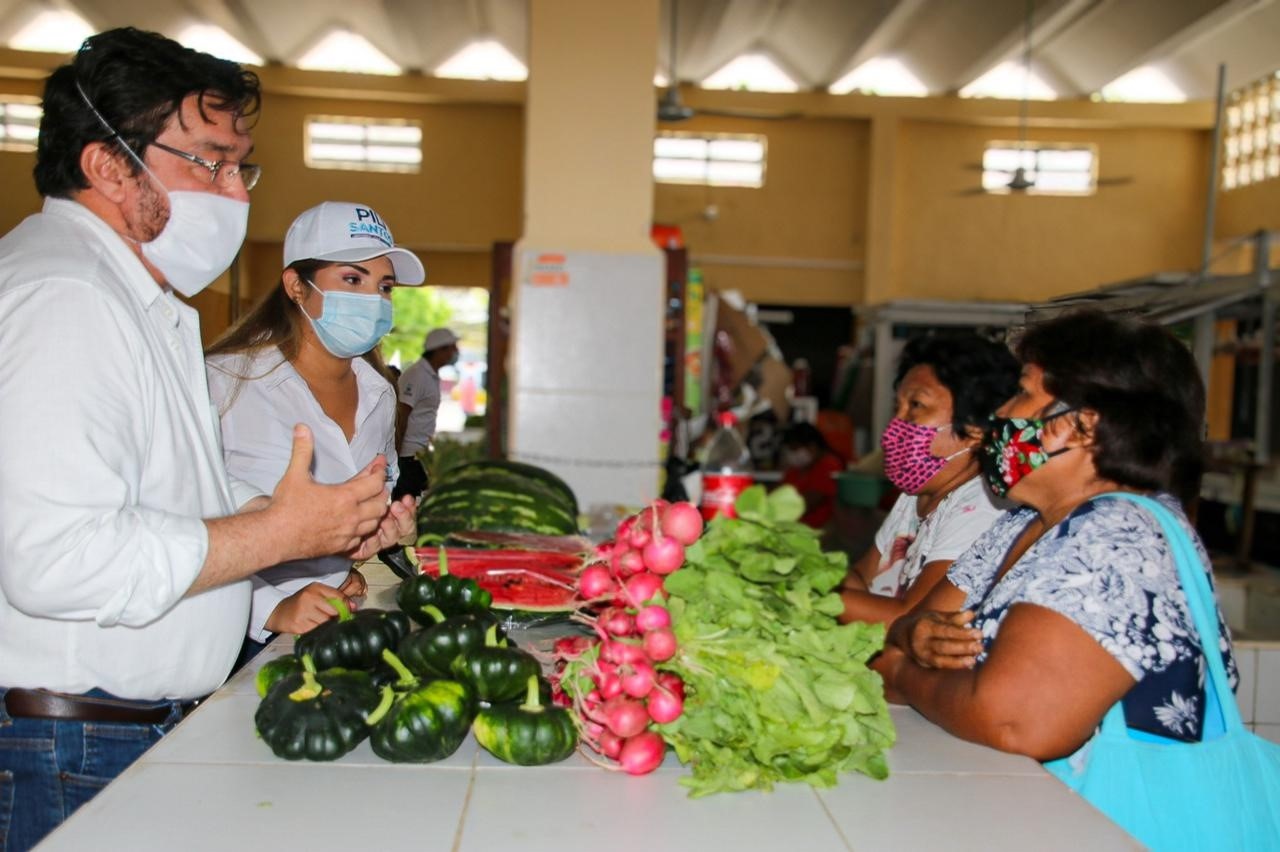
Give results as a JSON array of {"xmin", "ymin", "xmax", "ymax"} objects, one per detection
[{"xmin": 35, "ymin": 565, "xmax": 1140, "ymax": 852}]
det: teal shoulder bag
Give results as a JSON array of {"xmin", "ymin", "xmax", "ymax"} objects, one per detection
[{"xmin": 1044, "ymin": 492, "xmax": 1280, "ymax": 851}]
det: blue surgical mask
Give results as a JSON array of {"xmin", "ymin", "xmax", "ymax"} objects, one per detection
[{"xmin": 299, "ymin": 279, "xmax": 392, "ymax": 358}]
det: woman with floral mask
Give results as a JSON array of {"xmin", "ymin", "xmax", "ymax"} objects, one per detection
[
  {"xmin": 839, "ymin": 334, "xmax": 1019, "ymax": 626},
  {"xmin": 879, "ymin": 310, "xmax": 1237, "ymax": 764},
  {"xmin": 206, "ymin": 201, "xmax": 424, "ymax": 660}
]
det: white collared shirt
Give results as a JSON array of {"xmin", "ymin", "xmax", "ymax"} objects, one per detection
[
  {"xmin": 0, "ymin": 198, "xmax": 262, "ymax": 700},
  {"xmin": 397, "ymin": 357, "xmax": 441, "ymax": 455},
  {"xmin": 207, "ymin": 347, "xmax": 398, "ymax": 641}
]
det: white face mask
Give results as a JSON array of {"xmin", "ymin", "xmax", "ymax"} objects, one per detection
[
  {"xmin": 75, "ymin": 82, "xmax": 249, "ymax": 297},
  {"xmin": 139, "ymin": 191, "xmax": 248, "ymax": 297}
]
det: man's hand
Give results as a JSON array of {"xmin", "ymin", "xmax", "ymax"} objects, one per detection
[
  {"xmin": 347, "ymin": 495, "xmax": 417, "ymax": 562},
  {"xmin": 890, "ymin": 609, "xmax": 984, "ymax": 670},
  {"xmin": 266, "ymin": 425, "xmax": 390, "ymax": 563},
  {"xmin": 263, "ymin": 582, "xmax": 346, "ymax": 635}
]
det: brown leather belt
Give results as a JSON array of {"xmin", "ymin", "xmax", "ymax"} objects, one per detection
[{"xmin": 3, "ymin": 688, "xmax": 190, "ymax": 725}]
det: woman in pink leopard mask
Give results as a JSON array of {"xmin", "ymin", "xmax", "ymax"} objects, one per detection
[{"xmin": 839, "ymin": 334, "xmax": 1019, "ymax": 626}]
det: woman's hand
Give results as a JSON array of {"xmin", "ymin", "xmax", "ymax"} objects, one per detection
[
  {"xmin": 263, "ymin": 582, "xmax": 346, "ymax": 635},
  {"xmin": 338, "ymin": 568, "xmax": 367, "ymax": 599},
  {"xmin": 347, "ymin": 494, "xmax": 417, "ymax": 562},
  {"xmin": 890, "ymin": 609, "xmax": 983, "ymax": 669}
]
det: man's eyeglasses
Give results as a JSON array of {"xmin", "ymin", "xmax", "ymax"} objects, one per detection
[{"xmin": 149, "ymin": 141, "xmax": 261, "ymax": 191}]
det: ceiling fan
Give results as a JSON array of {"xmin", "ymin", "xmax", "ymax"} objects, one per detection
[
  {"xmin": 958, "ymin": 0, "xmax": 1132, "ymax": 196},
  {"xmin": 657, "ymin": 0, "xmax": 800, "ymax": 124}
]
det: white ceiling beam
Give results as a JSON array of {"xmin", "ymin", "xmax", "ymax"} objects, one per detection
[{"xmin": 949, "ymin": 0, "xmax": 1106, "ymax": 96}]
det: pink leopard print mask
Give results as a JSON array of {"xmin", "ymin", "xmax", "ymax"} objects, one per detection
[{"xmin": 880, "ymin": 417, "xmax": 950, "ymax": 494}]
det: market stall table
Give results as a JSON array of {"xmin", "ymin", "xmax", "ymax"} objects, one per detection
[{"xmin": 35, "ymin": 563, "xmax": 1139, "ymax": 851}]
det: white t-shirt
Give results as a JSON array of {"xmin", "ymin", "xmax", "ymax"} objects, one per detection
[
  {"xmin": 867, "ymin": 476, "xmax": 1007, "ymax": 598},
  {"xmin": 207, "ymin": 347, "xmax": 398, "ymax": 642},
  {"xmin": 0, "ymin": 198, "xmax": 261, "ymax": 700},
  {"xmin": 397, "ymin": 357, "xmax": 441, "ymax": 456}
]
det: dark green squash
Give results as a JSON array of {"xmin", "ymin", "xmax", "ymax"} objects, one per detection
[
  {"xmin": 365, "ymin": 650, "xmax": 477, "ymax": 763},
  {"xmin": 473, "ymin": 675, "xmax": 578, "ymax": 765},
  {"xmin": 396, "ymin": 552, "xmax": 493, "ymax": 625},
  {"xmin": 254, "ymin": 654, "xmax": 302, "ymax": 698},
  {"xmin": 294, "ymin": 599, "xmax": 412, "ymax": 671},
  {"xmin": 254, "ymin": 655, "xmax": 380, "ymax": 761},
  {"xmin": 449, "ymin": 624, "xmax": 541, "ymax": 703},
  {"xmin": 397, "ymin": 607, "xmax": 502, "ymax": 678}
]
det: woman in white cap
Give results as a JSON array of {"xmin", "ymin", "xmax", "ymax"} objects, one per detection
[{"xmin": 205, "ymin": 201, "xmax": 425, "ymax": 657}]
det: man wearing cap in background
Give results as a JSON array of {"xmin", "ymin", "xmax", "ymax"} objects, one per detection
[
  {"xmin": 394, "ymin": 327, "xmax": 461, "ymax": 498},
  {"xmin": 0, "ymin": 29, "xmax": 411, "ymax": 848}
]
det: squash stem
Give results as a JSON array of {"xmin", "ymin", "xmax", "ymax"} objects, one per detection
[
  {"xmin": 437, "ymin": 546, "xmax": 450, "ymax": 577},
  {"xmin": 288, "ymin": 669, "xmax": 322, "ymax": 702},
  {"xmin": 420, "ymin": 604, "xmax": 447, "ymax": 624},
  {"xmin": 328, "ymin": 597, "xmax": 352, "ymax": 622},
  {"xmin": 364, "ymin": 685, "xmax": 395, "ymax": 726},
  {"xmin": 485, "ymin": 623, "xmax": 499, "ymax": 647},
  {"xmin": 519, "ymin": 674, "xmax": 544, "ymax": 713},
  {"xmin": 380, "ymin": 648, "xmax": 417, "ymax": 688}
]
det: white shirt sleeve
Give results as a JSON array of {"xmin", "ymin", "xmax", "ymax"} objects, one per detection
[
  {"xmin": 922, "ymin": 479, "xmax": 1008, "ymax": 563},
  {"xmin": 0, "ymin": 282, "xmax": 207, "ymax": 626}
]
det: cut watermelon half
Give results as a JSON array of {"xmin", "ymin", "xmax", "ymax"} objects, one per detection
[{"xmin": 414, "ymin": 549, "xmax": 583, "ymax": 613}]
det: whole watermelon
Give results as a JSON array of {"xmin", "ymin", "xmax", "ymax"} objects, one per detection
[{"xmin": 416, "ymin": 461, "xmax": 579, "ymax": 546}]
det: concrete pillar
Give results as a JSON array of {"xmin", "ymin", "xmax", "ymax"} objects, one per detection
[{"xmin": 509, "ymin": 0, "xmax": 664, "ymax": 510}]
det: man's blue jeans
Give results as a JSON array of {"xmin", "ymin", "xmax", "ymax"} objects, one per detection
[{"xmin": 0, "ymin": 689, "xmax": 182, "ymax": 851}]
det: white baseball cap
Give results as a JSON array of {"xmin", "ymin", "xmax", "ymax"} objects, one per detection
[
  {"xmin": 283, "ymin": 201, "xmax": 426, "ymax": 285},
  {"xmin": 423, "ymin": 327, "xmax": 459, "ymax": 351}
]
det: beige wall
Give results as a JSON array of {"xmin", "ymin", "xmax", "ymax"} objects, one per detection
[
  {"xmin": 1217, "ymin": 178, "xmax": 1280, "ymax": 238},
  {"xmin": 888, "ymin": 121, "xmax": 1210, "ymax": 303},
  {"xmin": 652, "ymin": 116, "xmax": 869, "ymax": 306}
]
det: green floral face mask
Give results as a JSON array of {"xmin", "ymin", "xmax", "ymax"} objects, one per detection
[{"xmin": 980, "ymin": 407, "xmax": 1076, "ymax": 497}]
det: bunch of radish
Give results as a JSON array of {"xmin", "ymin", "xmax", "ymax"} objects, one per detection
[{"xmin": 550, "ymin": 499, "xmax": 703, "ymax": 775}]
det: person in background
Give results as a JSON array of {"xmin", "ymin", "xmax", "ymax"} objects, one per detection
[
  {"xmin": 394, "ymin": 326, "xmax": 460, "ymax": 498},
  {"xmin": 779, "ymin": 422, "xmax": 845, "ymax": 529},
  {"xmin": 838, "ymin": 335, "xmax": 1019, "ymax": 627},
  {"xmin": 206, "ymin": 201, "xmax": 424, "ymax": 657},
  {"xmin": 880, "ymin": 311, "xmax": 1237, "ymax": 761},
  {"xmin": 0, "ymin": 30, "xmax": 409, "ymax": 850},
  {"xmin": 387, "ymin": 364, "xmax": 402, "ymax": 384}
]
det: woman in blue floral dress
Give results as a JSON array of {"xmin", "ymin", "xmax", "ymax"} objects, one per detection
[{"xmin": 877, "ymin": 310, "xmax": 1237, "ymax": 757}]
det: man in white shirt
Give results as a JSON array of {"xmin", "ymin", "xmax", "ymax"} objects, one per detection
[
  {"xmin": 393, "ymin": 327, "xmax": 460, "ymax": 498},
  {"xmin": 0, "ymin": 28, "xmax": 413, "ymax": 849}
]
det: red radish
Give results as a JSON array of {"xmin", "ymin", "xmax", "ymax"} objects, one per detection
[
  {"xmin": 601, "ymin": 696, "xmax": 650, "ymax": 738},
  {"xmin": 579, "ymin": 565, "xmax": 615, "ymax": 600},
  {"xmin": 628, "ymin": 525, "xmax": 651, "ymax": 549},
  {"xmin": 598, "ymin": 671, "xmax": 623, "ymax": 700},
  {"xmin": 643, "ymin": 627, "xmax": 677, "ymax": 662},
  {"xmin": 583, "ymin": 720, "xmax": 604, "ymax": 739},
  {"xmin": 600, "ymin": 608, "xmax": 635, "ymax": 638},
  {"xmin": 600, "ymin": 640, "xmax": 648, "ymax": 665},
  {"xmin": 551, "ymin": 689, "xmax": 573, "ymax": 708},
  {"xmin": 646, "ymin": 687, "xmax": 684, "ymax": 724},
  {"xmin": 619, "ymin": 660, "xmax": 656, "ymax": 698},
  {"xmin": 661, "ymin": 502, "xmax": 704, "ymax": 545},
  {"xmin": 585, "ymin": 689, "xmax": 602, "ymax": 706},
  {"xmin": 634, "ymin": 604, "xmax": 671, "ymax": 632},
  {"xmin": 642, "ymin": 537, "xmax": 685, "ymax": 575},
  {"xmin": 657, "ymin": 672, "xmax": 685, "ymax": 700},
  {"xmin": 599, "ymin": 730, "xmax": 624, "ymax": 759},
  {"xmin": 618, "ymin": 731, "xmax": 666, "ymax": 775},
  {"xmin": 554, "ymin": 635, "xmax": 597, "ymax": 659},
  {"xmin": 614, "ymin": 550, "xmax": 645, "ymax": 578},
  {"xmin": 616, "ymin": 516, "xmax": 636, "ymax": 540},
  {"xmin": 624, "ymin": 572, "xmax": 665, "ymax": 606},
  {"xmin": 592, "ymin": 542, "xmax": 614, "ymax": 561}
]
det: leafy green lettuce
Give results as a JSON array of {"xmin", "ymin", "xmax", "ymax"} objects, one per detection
[{"xmin": 657, "ymin": 485, "xmax": 895, "ymax": 796}]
